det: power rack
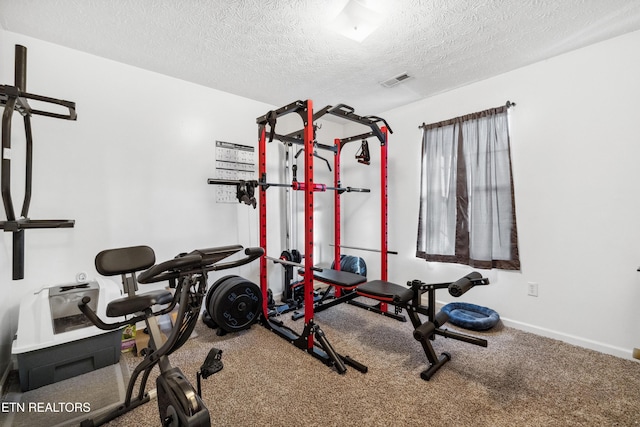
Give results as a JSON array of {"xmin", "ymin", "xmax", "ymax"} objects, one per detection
[{"xmin": 209, "ymin": 99, "xmax": 392, "ymax": 374}]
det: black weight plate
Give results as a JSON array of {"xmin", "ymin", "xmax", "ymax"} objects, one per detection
[
  {"xmin": 208, "ymin": 276, "xmax": 244, "ymax": 327},
  {"xmin": 211, "ymin": 276, "xmax": 262, "ymax": 333},
  {"xmin": 210, "ymin": 276, "xmax": 256, "ymax": 332},
  {"xmin": 205, "ymin": 275, "xmax": 239, "ymax": 317},
  {"xmin": 291, "ymin": 249, "xmax": 301, "ymax": 264}
]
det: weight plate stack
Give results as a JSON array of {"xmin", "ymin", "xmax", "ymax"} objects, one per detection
[
  {"xmin": 203, "ymin": 275, "xmax": 239, "ymax": 329},
  {"xmin": 207, "ymin": 276, "xmax": 262, "ymax": 333}
]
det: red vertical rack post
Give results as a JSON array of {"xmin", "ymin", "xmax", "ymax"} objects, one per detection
[
  {"xmin": 334, "ymin": 138, "xmax": 342, "ymax": 268},
  {"xmin": 381, "ymin": 126, "xmax": 389, "ymax": 281},
  {"xmin": 333, "ymin": 138, "xmax": 342, "ymax": 297},
  {"xmin": 302, "ymin": 100, "xmax": 315, "ymax": 349},
  {"xmin": 258, "ymin": 125, "xmax": 269, "ymax": 316},
  {"xmin": 374, "ymin": 126, "xmax": 389, "ymax": 314}
]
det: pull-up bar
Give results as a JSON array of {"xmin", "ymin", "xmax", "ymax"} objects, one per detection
[
  {"xmin": 1, "ymin": 45, "xmax": 77, "ymax": 280},
  {"xmin": 258, "ymin": 100, "xmax": 393, "ymax": 147}
]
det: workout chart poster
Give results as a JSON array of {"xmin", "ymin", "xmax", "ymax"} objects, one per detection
[{"xmin": 214, "ymin": 140, "xmax": 256, "ymax": 204}]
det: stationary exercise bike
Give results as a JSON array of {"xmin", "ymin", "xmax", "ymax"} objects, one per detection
[{"xmin": 78, "ymin": 244, "xmax": 263, "ymax": 426}]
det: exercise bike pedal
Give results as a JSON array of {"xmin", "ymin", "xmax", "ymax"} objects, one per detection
[
  {"xmin": 196, "ymin": 347, "xmax": 224, "ymax": 399},
  {"xmin": 200, "ymin": 347, "xmax": 224, "ymax": 379}
]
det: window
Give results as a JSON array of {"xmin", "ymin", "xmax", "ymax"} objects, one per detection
[{"xmin": 416, "ymin": 105, "xmax": 520, "ymax": 270}]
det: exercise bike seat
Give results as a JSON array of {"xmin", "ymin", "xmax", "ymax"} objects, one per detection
[
  {"xmin": 356, "ymin": 280, "xmax": 414, "ymax": 304},
  {"xmin": 95, "ymin": 245, "xmax": 173, "ymax": 317},
  {"xmin": 106, "ymin": 291, "xmax": 174, "ymax": 317}
]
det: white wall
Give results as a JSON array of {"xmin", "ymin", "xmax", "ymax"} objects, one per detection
[
  {"xmin": 0, "ymin": 32, "xmax": 278, "ymax": 378},
  {"xmin": 340, "ymin": 29, "xmax": 640, "ymax": 359}
]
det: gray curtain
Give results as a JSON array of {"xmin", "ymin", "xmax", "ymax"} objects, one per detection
[{"xmin": 416, "ymin": 106, "xmax": 520, "ymax": 270}]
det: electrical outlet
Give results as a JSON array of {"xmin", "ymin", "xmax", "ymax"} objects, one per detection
[{"xmin": 527, "ymin": 282, "xmax": 539, "ymax": 297}]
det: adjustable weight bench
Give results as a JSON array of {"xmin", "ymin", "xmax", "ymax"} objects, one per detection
[
  {"xmin": 291, "ymin": 268, "xmax": 367, "ymax": 321},
  {"xmin": 292, "ymin": 264, "xmax": 408, "ymax": 322},
  {"xmin": 299, "ymin": 269, "xmax": 491, "ymax": 380}
]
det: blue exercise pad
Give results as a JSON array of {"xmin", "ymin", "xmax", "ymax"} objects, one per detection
[{"xmin": 441, "ymin": 302, "xmax": 499, "ymax": 331}]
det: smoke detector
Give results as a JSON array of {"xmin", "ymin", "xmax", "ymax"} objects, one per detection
[{"xmin": 380, "ymin": 72, "xmax": 412, "ymax": 88}]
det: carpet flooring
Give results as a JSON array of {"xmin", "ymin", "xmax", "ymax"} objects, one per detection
[{"xmin": 100, "ymin": 299, "xmax": 640, "ymax": 426}]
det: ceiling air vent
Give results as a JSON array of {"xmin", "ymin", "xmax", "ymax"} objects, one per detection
[{"xmin": 380, "ymin": 72, "xmax": 411, "ymax": 88}]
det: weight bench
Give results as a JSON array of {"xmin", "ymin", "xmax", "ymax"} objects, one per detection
[
  {"xmin": 292, "ymin": 267, "xmax": 405, "ymax": 321},
  {"xmin": 290, "ymin": 268, "xmax": 366, "ymax": 320},
  {"xmin": 299, "ymin": 269, "xmax": 491, "ymax": 380}
]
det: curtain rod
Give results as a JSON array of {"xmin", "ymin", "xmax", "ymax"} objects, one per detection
[{"xmin": 419, "ymin": 100, "xmax": 516, "ymax": 129}]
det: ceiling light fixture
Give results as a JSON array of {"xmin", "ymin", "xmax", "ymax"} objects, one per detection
[{"xmin": 330, "ymin": 0, "xmax": 383, "ymax": 42}]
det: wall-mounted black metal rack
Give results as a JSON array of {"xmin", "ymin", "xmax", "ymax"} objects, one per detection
[{"xmin": 1, "ymin": 45, "xmax": 77, "ymax": 280}]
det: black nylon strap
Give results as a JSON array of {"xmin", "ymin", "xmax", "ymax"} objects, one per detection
[{"xmin": 266, "ymin": 110, "xmax": 277, "ymax": 142}]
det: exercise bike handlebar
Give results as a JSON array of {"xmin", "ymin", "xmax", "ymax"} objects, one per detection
[
  {"xmin": 203, "ymin": 246, "xmax": 264, "ymax": 272},
  {"xmin": 137, "ymin": 254, "xmax": 203, "ymax": 284},
  {"xmin": 138, "ymin": 247, "xmax": 264, "ymax": 284},
  {"xmin": 448, "ymin": 272, "xmax": 489, "ymax": 297}
]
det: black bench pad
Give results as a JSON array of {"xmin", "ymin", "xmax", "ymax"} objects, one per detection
[
  {"xmin": 308, "ymin": 268, "xmax": 367, "ymax": 289},
  {"xmin": 356, "ymin": 280, "xmax": 414, "ymax": 304},
  {"xmin": 106, "ymin": 289, "xmax": 173, "ymax": 317}
]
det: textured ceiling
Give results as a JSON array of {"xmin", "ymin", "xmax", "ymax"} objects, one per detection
[{"xmin": 1, "ymin": 0, "xmax": 640, "ymax": 114}]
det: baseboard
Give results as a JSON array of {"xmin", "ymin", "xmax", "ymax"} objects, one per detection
[{"xmin": 499, "ymin": 317, "xmax": 635, "ymax": 361}]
